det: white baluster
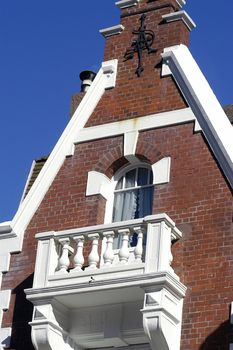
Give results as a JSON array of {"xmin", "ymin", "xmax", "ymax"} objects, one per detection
[
  {"xmin": 134, "ymin": 226, "xmax": 143, "ymax": 263},
  {"xmin": 71, "ymin": 235, "xmax": 85, "ymax": 272},
  {"xmin": 118, "ymin": 229, "xmax": 130, "ymax": 264},
  {"xmin": 87, "ymin": 233, "xmax": 100, "ymax": 269},
  {"xmin": 103, "ymin": 231, "xmax": 115, "ymax": 266},
  {"xmin": 56, "ymin": 238, "xmax": 70, "ymax": 274}
]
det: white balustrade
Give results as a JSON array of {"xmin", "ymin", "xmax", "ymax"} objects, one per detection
[
  {"xmin": 103, "ymin": 231, "xmax": 115, "ymax": 266},
  {"xmin": 87, "ymin": 233, "xmax": 100, "ymax": 269},
  {"xmin": 133, "ymin": 227, "xmax": 143, "ymax": 262},
  {"xmin": 33, "ymin": 214, "xmax": 183, "ymax": 288},
  {"xmin": 56, "ymin": 238, "xmax": 71, "ymax": 274},
  {"xmin": 118, "ymin": 229, "xmax": 130, "ymax": 264},
  {"xmin": 71, "ymin": 235, "xmax": 84, "ymax": 272}
]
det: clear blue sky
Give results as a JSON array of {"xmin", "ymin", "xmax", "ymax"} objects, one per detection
[{"xmin": 0, "ymin": 0, "xmax": 233, "ymax": 222}]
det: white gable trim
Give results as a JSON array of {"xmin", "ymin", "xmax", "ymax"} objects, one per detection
[
  {"xmin": 0, "ymin": 59, "xmax": 118, "ymax": 252},
  {"xmin": 162, "ymin": 44, "xmax": 233, "ymax": 189}
]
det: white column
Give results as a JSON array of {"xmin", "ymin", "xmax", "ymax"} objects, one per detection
[
  {"xmin": 71, "ymin": 235, "xmax": 85, "ymax": 272},
  {"xmin": 118, "ymin": 229, "xmax": 130, "ymax": 264},
  {"xmin": 56, "ymin": 238, "xmax": 71, "ymax": 274},
  {"xmin": 133, "ymin": 226, "xmax": 143, "ymax": 262},
  {"xmin": 87, "ymin": 234, "xmax": 100, "ymax": 269},
  {"xmin": 103, "ymin": 231, "xmax": 115, "ymax": 266}
]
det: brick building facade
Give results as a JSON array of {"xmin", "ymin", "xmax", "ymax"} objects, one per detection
[{"xmin": 0, "ymin": 1, "xmax": 233, "ymax": 350}]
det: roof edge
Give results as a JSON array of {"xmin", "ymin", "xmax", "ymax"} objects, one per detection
[{"xmin": 162, "ymin": 44, "xmax": 233, "ymax": 189}]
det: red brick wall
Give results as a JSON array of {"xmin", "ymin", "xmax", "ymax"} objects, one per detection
[
  {"xmin": 86, "ymin": 0, "xmax": 189, "ymax": 127},
  {"xmin": 2, "ymin": 123, "xmax": 233, "ymax": 349},
  {"xmin": 2, "ymin": 1, "xmax": 233, "ymax": 350}
]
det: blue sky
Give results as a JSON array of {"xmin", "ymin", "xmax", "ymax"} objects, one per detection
[{"xmin": 0, "ymin": 0, "xmax": 233, "ymax": 222}]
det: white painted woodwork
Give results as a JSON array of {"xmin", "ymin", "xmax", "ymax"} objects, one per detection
[
  {"xmin": 162, "ymin": 10, "xmax": 196, "ymax": 31},
  {"xmin": 103, "ymin": 231, "xmax": 115, "ymax": 266},
  {"xmin": 87, "ymin": 234, "xmax": 100, "ymax": 270},
  {"xmin": 118, "ymin": 229, "xmax": 130, "ymax": 264},
  {"xmin": 115, "ymin": 0, "xmax": 141, "ymax": 9},
  {"xmin": 133, "ymin": 227, "xmax": 143, "ymax": 262},
  {"xmin": 31, "ymin": 214, "xmax": 182, "ymax": 288},
  {"xmin": 71, "ymin": 236, "xmax": 84, "ymax": 272},
  {"xmin": 162, "ymin": 44, "xmax": 233, "ymax": 188},
  {"xmin": 99, "ymin": 24, "xmax": 125, "ymax": 38},
  {"xmin": 56, "ymin": 238, "xmax": 71, "ymax": 274}
]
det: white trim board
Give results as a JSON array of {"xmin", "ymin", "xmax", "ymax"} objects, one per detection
[
  {"xmin": 162, "ymin": 44, "xmax": 233, "ymax": 189},
  {"xmin": 77, "ymin": 107, "xmax": 199, "ymax": 143}
]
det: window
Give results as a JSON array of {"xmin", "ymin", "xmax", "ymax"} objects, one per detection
[{"xmin": 112, "ymin": 166, "xmax": 153, "ymax": 222}]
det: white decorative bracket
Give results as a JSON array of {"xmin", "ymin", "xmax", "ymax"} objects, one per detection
[
  {"xmin": 86, "ymin": 171, "xmax": 111, "ymax": 200},
  {"xmin": 152, "ymin": 157, "xmax": 171, "ymax": 185},
  {"xmin": 102, "ymin": 60, "xmax": 118, "ymax": 90},
  {"xmin": 30, "ymin": 304, "xmax": 81, "ymax": 350},
  {"xmin": 141, "ymin": 273, "xmax": 186, "ymax": 350},
  {"xmin": 124, "ymin": 130, "xmax": 139, "ymax": 163}
]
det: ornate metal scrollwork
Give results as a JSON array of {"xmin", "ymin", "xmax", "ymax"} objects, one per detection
[{"xmin": 124, "ymin": 13, "xmax": 157, "ymax": 77}]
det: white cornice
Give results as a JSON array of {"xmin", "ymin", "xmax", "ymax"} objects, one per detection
[
  {"xmin": 162, "ymin": 10, "xmax": 196, "ymax": 31},
  {"xmin": 115, "ymin": 0, "xmax": 140, "ymax": 9},
  {"xmin": 162, "ymin": 44, "xmax": 233, "ymax": 189},
  {"xmin": 100, "ymin": 25, "xmax": 125, "ymax": 38},
  {"xmin": 176, "ymin": 0, "xmax": 186, "ymax": 8}
]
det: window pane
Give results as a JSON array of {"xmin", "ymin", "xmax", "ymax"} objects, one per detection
[
  {"xmin": 137, "ymin": 168, "xmax": 149, "ymax": 186},
  {"xmin": 125, "ymin": 169, "xmax": 136, "ymax": 188},
  {"xmin": 112, "ymin": 190, "xmax": 137, "ymax": 222},
  {"xmin": 137, "ymin": 186, "xmax": 153, "ymax": 218},
  {"xmin": 115, "ymin": 176, "xmax": 123, "ymax": 190}
]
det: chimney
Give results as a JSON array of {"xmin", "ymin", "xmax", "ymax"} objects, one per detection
[
  {"xmin": 79, "ymin": 70, "xmax": 96, "ymax": 92},
  {"xmin": 70, "ymin": 70, "xmax": 96, "ymax": 117}
]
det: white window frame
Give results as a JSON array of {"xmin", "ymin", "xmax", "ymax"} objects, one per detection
[
  {"xmin": 106, "ymin": 163, "xmax": 153, "ymax": 224},
  {"xmin": 86, "ymin": 157, "xmax": 171, "ymax": 224}
]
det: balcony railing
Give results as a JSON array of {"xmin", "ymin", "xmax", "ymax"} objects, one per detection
[{"xmin": 32, "ymin": 214, "xmax": 182, "ymax": 289}]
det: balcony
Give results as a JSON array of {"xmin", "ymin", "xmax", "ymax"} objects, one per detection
[{"xmin": 25, "ymin": 214, "xmax": 186, "ymax": 350}]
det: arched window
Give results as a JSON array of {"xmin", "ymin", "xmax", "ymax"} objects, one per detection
[{"xmin": 112, "ymin": 166, "xmax": 154, "ymax": 222}]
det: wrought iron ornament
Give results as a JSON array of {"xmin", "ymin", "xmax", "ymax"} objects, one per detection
[{"xmin": 124, "ymin": 14, "xmax": 157, "ymax": 77}]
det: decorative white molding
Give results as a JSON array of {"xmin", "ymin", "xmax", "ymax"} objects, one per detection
[
  {"xmin": 152, "ymin": 157, "xmax": 171, "ymax": 185},
  {"xmin": 176, "ymin": 0, "xmax": 186, "ymax": 8},
  {"xmin": 78, "ymin": 108, "xmax": 200, "ymax": 144},
  {"xmin": 0, "ymin": 223, "xmax": 12, "ymax": 235},
  {"xmin": 30, "ymin": 304, "xmax": 79, "ymax": 350},
  {"xmin": 162, "ymin": 44, "xmax": 233, "ymax": 189},
  {"xmin": 162, "ymin": 10, "xmax": 196, "ymax": 31},
  {"xmin": 115, "ymin": 0, "xmax": 140, "ymax": 9},
  {"xmin": 0, "ymin": 328, "xmax": 11, "ymax": 349},
  {"xmin": 86, "ymin": 171, "xmax": 111, "ymax": 199},
  {"xmin": 124, "ymin": 130, "xmax": 139, "ymax": 162},
  {"xmin": 141, "ymin": 276, "xmax": 185, "ymax": 350},
  {"xmin": 100, "ymin": 25, "xmax": 125, "ymax": 38},
  {"xmin": 87, "ymin": 159, "xmax": 172, "ymax": 223}
]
